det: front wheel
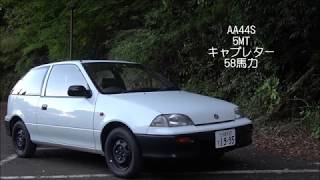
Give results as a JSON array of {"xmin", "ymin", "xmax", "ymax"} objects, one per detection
[
  {"xmin": 104, "ymin": 127, "xmax": 142, "ymax": 178},
  {"xmin": 12, "ymin": 121, "xmax": 36, "ymax": 157}
]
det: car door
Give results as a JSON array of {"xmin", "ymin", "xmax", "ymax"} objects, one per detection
[
  {"xmin": 37, "ymin": 64, "xmax": 95, "ymax": 149},
  {"xmin": 9, "ymin": 66, "xmax": 49, "ymax": 142}
]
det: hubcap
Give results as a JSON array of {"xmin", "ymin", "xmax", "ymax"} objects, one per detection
[
  {"xmin": 112, "ymin": 138, "xmax": 131, "ymax": 168},
  {"xmin": 15, "ymin": 129, "xmax": 26, "ymax": 150}
]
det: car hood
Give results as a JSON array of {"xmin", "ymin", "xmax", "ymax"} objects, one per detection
[{"xmin": 108, "ymin": 91, "xmax": 237, "ymax": 125}]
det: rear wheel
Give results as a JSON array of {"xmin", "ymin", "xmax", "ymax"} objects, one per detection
[
  {"xmin": 12, "ymin": 121, "xmax": 36, "ymax": 157},
  {"xmin": 104, "ymin": 127, "xmax": 142, "ymax": 178}
]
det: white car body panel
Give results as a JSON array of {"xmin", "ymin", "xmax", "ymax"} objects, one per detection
[
  {"xmin": 103, "ymin": 91, "xmax": 238, "ymax": 124},
  {"xmin": 5, "ymin": 60, "xmax": 253, "ymax": 155},
  {"xmin": 7, "ymin": 95, "xmax": 40, "ymax": 140},
  {"xmin": 36, "ymin": 97, "xmax": 96, "ymax": 149}
]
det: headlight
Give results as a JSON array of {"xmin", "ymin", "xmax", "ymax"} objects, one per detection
[
  {"xmin": 235, "ymin": 107, "xmax": 243, "ymax": 118},
  {"xmin": 150, "ymin": 114, "xmax": 194, "ymax": 127}
]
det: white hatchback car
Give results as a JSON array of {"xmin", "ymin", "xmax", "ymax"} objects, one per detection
[{"xmin": 5, "ymin": 60, "xmax": 253, "ymax": 177}]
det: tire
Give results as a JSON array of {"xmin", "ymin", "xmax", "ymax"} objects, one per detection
[
  {"xmin": 12, "ymin": 121, "xmax": 36, "ymax": 158},
  {"xmin": 104, "ymin": 127, "xmax": 142, "ymax": 178}
]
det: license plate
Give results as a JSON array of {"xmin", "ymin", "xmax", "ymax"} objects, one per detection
[{"xmin": 215, "ymin": 129, "xmax": 236, "ymax": 148}]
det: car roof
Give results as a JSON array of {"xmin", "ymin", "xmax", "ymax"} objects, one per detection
[{"xmin": 34, "ymin": 60, "xmax": 138, "ymax": 69}]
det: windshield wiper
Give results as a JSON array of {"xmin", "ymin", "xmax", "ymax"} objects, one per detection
[
  {"xmin": 105, "ymin": 87, "xmax": 180, "ymax": 94},
  {"xmin": 124, "ymin": 88, "xmax": 162, "ymax": 93},
  {"xmin": 159, "ymin": 86, "xmax": 180, "ymax": 91},
  {"xmin": 104, "ymin": 90, "xmax": 127, "ymax": 94},
  {"xmin": 127, "ymin": 86, "xmax": 181, "ymax": 92}
]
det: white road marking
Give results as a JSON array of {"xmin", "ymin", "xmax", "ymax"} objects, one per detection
[
  {"xmin": 0, "ymin": 154, "xmax": 17, "ymax": 166},
  {"xmin": 0, "ymin": 148, "xmax": 59, "ymax": 167},
  {"xmin": 0, "ymin": 174, "xmax": 111, "ymax": 180},
  {"xmin": 0, "ymin": 169, "xmax": 319, "ymax": 179},
  {"xmin": 37, "ymin": 147, "xmax": 61, "ymax": 151},
  {"xmin": 173, "ymin": 169, "xmax": 320, "ymax": 175}
]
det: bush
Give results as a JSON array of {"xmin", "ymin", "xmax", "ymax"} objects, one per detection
[
  {"xmin": 303, "ymin": 106, "xmax": 320, "ymax": 139},
  {"xmin": 108, "ymin": 31, "xmax": 157, "ymax": 64},
  {"xmin": 254, "ymin": 76, "xmax": 281, "ymax": 114}
]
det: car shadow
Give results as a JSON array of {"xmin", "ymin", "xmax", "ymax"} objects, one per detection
[
  {"xmin": 143, "ymin": 156, "xmax": 243, "ymax": 172},
  {"xmin": 33, "ymin": 147, "xmax": 106, "ymax": 167},
  {"xmin": 33, "ymin": 147, "xmax": 248, "ymax": 176}
]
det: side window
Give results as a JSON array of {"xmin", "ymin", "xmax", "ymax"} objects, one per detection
[
  {"xmin": 46, "ymin": 64, "xmax": 88, "ymax": 97},
  {"xmin": 11, "ymin": 67, "xmax": 49, "ymax": 96}
]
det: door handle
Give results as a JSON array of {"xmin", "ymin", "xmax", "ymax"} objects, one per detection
[{"xmin": 41, "ymin": 104, "xmax": 48, "ymax": 110}]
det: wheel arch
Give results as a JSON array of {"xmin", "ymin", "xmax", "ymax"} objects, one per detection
[
  {"xmin": 100, "ymin": 121, "xmax": 135, "ymax": 152},
  {"xmin": 8, "ymin": 115, "xmax": 23, "ymax": 136}
]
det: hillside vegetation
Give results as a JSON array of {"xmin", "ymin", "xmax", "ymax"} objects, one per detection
[{"xmin": 0, "ymin": 0, "xmax": 319, "ymax": 137}]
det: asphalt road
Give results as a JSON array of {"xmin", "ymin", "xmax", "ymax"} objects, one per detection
[{"xmin": 0, "ymin": 110, "xmax": 319, "ymax": 179}]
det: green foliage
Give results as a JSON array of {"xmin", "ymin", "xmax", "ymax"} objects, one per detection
[
  {"xmin": 109, "ymin": 31, "xmax": 157, "ymax": 64},
  {"xmin": 303, "ymin": 106, "xmax": 320, "ymax": 139},
  {"xmin": 255, "ymin": 76, "xmax": 281, "ymax": 113},
  {"xmin": 0, "ymin": 0, "xmax": 319, "ymax": 137}
]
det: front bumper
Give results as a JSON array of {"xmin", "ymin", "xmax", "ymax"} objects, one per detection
[{"xmin": 136, "ymin": 124, "xmax": 253, "ymax": 158}]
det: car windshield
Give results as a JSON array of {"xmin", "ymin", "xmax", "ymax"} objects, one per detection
[{"xmin": 82, "ymin": 62, "xmax": 179, "ymax": 94}]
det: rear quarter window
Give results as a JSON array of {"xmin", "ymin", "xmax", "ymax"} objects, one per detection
[{"xmin": 11, "ymin": 66, "xmax": 49, "ymax": 96}]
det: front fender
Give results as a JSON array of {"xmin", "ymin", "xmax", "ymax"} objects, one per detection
[{"xmin": 94, "ymin": 95, "xmax": 160, "ymax": 134}]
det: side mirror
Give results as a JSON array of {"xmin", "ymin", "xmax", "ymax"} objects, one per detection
[{"xmin": 68, "ymin": 85, "xmax": 92, "ymax": 98}]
